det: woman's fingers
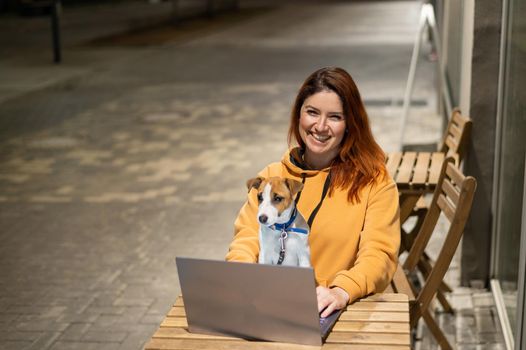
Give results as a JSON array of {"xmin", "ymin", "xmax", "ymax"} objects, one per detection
[
  {"xmin": 316, "ymin": 286, "xmax": 331, "ymax": 313},
  {"xmin": 316, "ymin": 286, "xmax": 350, "ymax": 318},
  {"xmin": 320, "ymin": 302, "xmax": 336, "ymax": 318},
  {"xmin": 316, "ymin": 286, "xmax": 339, "ymax": 317}
]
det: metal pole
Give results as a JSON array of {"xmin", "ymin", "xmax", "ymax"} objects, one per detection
[
  {"xmin": 399, "ymin": 4, "xmax": 427, "ymax": 150},
  {"xmin": 399, "ymin": 3, "xmax": 453, "ymax": 150},
  {"xmin": 51, "ymin": 0, "xmax": 61, "ymax": 63}
]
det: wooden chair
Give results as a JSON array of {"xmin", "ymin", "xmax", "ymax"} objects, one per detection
[
  {"xmin": 390, "ymin": 157, "xmax": 477, "ymax": 350},
  {"xmin": 404, "ymin": 108, "xmax": 472, "ymax": 234},
  {"xmin": 402, "ymin": 108, "xmax": 473, "ymax": 312},
  {"xmin": 438, "ymin": 107, "xmax": 472, "ymax": 164},
  {"xmin": 402, "ymin": 108, "xmax": 472, "ymax": 245}
]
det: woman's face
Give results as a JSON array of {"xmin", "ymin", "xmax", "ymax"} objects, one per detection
[{"xmin": 299, "ymin": 90, "xmax": 347, "ymax": 168}]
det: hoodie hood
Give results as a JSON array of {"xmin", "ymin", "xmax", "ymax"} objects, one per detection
[{"xmin": 281, "ymin": 147, "xmax": 331, "ymax": 178}]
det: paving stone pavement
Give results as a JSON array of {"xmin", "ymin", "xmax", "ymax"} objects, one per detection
[{"xmin": 0, "ymin": 1, "xmax": 493, "ymax": 349}]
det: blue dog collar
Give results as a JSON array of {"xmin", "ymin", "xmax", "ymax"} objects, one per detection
[
  {"xmin": 271, "ymin": 209, "xmax": 309, "ymax": 235},
  {"xmin": 284, "ymin": 227, "xmax": 309, "ymax": 234}
]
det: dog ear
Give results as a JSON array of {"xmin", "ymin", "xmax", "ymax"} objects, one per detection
[
  {"xmin": 246, "ymin": 177, "xmax": 264, "ymax": 192},
  {"xmin": 285, "ymin": 178, "xmax": 304, "ymax": 197}
]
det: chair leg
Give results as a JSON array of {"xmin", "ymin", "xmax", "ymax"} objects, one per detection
[
  {"xmin": 417, "ymin": 257, "xmax": 454, "ymax": 313},
  {"xmin": 422, "ymin": 308, "xmax": 453, "ymax": 350},
  {"xmin": 422, "ymin": 253, "xmax": 453, "ymax": 293},
  {"xmin": 400, "ymin": 227, "xmax": 412, "ymax": 254},
  {"xmin": 399, "ymin": 194, "xmax": 421, "ymax": 224},
  {"xmin": 436, "ymin": 290, "xmax": 454, "ymax": 314},
  {"xmin": 408, "ymin": 207, "xmax": 427, "ymax": 237},
  {"xmin": 399, "ymin": 206, "xmax": 426, "ymax": 255}
]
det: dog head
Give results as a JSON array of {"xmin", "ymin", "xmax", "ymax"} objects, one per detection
[{"xmin": 246, "ymin": 176, "xmax": 303, "ymax": 226}]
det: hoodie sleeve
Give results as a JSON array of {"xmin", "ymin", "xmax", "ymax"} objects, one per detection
[
  {"xmin": 328, "ymin": 176, "xmax": 400, "ymax": 302},
  {"xmin": 225, "ymin": 167, "xmax": 272, "ymax": 262},
  {"xmin": 225, "ymin": 188, "xmax": 260, "ymax": 263}
]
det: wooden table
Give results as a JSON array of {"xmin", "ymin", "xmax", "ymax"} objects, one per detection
[
  {"xmin": 386, "ymin": 151, "xmax": 446, "ymax": 224},
  {"xmin": 144, "ymin": 293, "xmax": 410, "ymax": 350}
]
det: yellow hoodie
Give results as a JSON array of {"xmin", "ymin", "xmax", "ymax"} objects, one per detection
[{"xmin": 226, "ymin": 148, "xmax": 400, "ymax": 303}]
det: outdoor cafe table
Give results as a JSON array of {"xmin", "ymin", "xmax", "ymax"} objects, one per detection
[
  {"xmin": 144, "ymin": 293, "xmax": 410, "ymax": 350},
  {"xmin": 386, "ymin": 151, "xmax": 446, "ymax": 224}
]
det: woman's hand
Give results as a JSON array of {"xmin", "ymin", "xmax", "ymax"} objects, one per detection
[{"xmin": 316, "ymin": 286, "xmax": 350, "ymax": 318}]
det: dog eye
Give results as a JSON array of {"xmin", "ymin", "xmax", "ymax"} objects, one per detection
[
  {"xmin": 273, "ymin": 195, "xmax": 283, "ymax": 202},
  {"xmin": 257, "ymin": 193, "xmax": 263, "ymax": 202}
]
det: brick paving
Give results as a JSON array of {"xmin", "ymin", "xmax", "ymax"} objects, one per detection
[{"xmin": 0, "ymin": 1, "xmax": 504, "ymax": 349}]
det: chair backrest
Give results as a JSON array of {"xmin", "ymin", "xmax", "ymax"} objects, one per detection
[
  {"xmin": 402, "ymin": 157, "xmax": 477, "ymax": 322},
  {"xmin": 438, "ymin": 108, "xmax": 472, "ymax": 163}
]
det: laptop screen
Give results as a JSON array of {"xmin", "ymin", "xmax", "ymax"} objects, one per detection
[{"xmin": 176, "ymin": 257, "xmax": 333, "ymax": 346}]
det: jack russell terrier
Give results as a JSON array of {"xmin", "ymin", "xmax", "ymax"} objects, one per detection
[{"xmin": 246, "ymin": 176, "xmax": 311, "ymax": 267}]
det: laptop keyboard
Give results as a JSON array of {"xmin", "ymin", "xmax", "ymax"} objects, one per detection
[{"xmin": 319, "ymin": 308, "xmax": 345, "ymax": 338}]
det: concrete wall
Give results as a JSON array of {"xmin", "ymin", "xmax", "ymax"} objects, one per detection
[{"xmin": 461, "ymin": 0, "xmax": 503, "ymax": 285}]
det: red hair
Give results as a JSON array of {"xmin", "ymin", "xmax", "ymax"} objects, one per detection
[{"xmin": 288, "ymin": 67, "xmax": 386, "ymax": 203}]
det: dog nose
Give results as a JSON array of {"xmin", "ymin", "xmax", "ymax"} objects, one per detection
[{"xmin": 258, "ymin": 215, "xmax": 268, "ymax": 224}]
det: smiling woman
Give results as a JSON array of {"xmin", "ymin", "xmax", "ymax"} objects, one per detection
[
  {"xmin": 299, "ymin": 90, "xmax": 347, "ymax": 170},
  {"xmin": 227, "ymin": 67, "xmax": 400, "ymax": 318},
  {"xmin": 288, "ymin": 67, "xmax": 388, "ymax": 203}
]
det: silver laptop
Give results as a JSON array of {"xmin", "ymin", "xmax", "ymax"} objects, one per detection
[{"xmin": 175, "ymin": 257, "xmax": 343, "ymax": 346}]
